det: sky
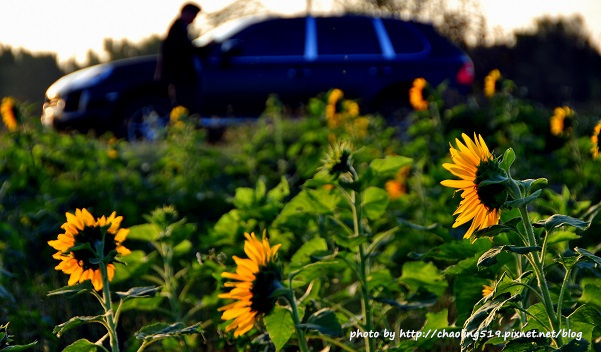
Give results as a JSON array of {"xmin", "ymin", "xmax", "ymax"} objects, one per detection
[{"xmin": 0, "ymin": 0, "xmax": 599, "ymax": 65}]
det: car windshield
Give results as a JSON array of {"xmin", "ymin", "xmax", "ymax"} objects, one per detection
[{"xmin": 193, "ymin": 15, "xmax": 270, "ymax": 47}]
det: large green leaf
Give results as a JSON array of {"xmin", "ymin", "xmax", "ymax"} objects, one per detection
[
  {"xmin": 361, "ymin": 187, "xmax": 389, "ymax": 221},
  {"xmin": 0, "ymin": 342, "xmax": 38, "ymax": 352},
  {"xmin": 126, "ymin": 223, "xmax": 161, "ymax": 241},
  {"xmin": 567, "ymin": 304, "xmax": 601, "ymax": 348},
  {"xmin": 116, "ymin": 286, "xmax": 160, "ymax": 301},
  {"xmin": 504, "ymin": 189, "xmax": 542, "ymax": 209},
  {"xmin": 300, "ymin": 308, "xmax": 343, "ymax": 337},
  {"xmin": 399, "ymin": 261, "xmax": 447, "ymax": 298},
  {"xmin": 61, "ymin": 339, "xmax": 105, "ymax": 352},
  {"xmin": 533, "ymin": 215, "xmax": 590, "ymax": 232},
  {"xmin": 47, "ymin": 282, "xmax": 94, "ymax": 297},
  {"xmin": 289, "ymin": 236, "xmax": 328, "ymax": 269},
  {"xmin": 277, "ymin": 188, "xmax": 340, "ymax": 223},
  {"xmin": 135, "ymin": 322, "xmax": 202, "ymax": 341},
  {"xmin": 53, "ymin": 314, "xmax": 108, "ymax": 337},
  {"xmin": 461, "ymin": 293, "xmax": 521, "ymax": 351},
  {"xmin": 264, "ymin": 306, "xmax": 294, "ymax": 351},
  {"xmin": 368, "ymin": 155, "xmax": 412, "ymax": 177},
  {"xmin": 477, "ymin": 245, "xmax": 541, "ymax": 270}
]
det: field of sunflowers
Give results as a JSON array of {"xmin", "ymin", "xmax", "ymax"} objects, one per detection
[{"xmin": 1, "ymin": 72, "xmax": 601, "ymax": 352}]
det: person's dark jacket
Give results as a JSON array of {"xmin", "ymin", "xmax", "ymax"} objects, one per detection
[{"xmin": 157, "ymin": 18, "xmax": 198, "ymax": 85}]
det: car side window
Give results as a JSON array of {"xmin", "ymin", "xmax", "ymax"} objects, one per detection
[
  {"xmin": 229, "ymin": 18, "xmax": 305, "ymax": 56},
  {"xmin": 381, "ymin": 18, "xmax": 427, "ymax": 54},
  {"xmin": 316, "ymin": 17, "xmax": 381, "ymax": 55}
]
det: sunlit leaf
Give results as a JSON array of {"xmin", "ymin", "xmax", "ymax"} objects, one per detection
[
  {"xmin": 61, "ymin": 339, "xmax": 104, "ymax": 352},
  {"xmin": 362, "ymin": 187, "xmax": 389, "ymax": 220},
  {"xmin": 53, "ymin": 315, "xmax": 108, "ymax": 337},
  {"xmin": 264, "ymin": 306, "xmax": 294, "ymax": 351},
  {"xmin": 533, "ymin": 215, "xmax": 590, "ymax": 232},
  {"xmin": 135, "ymin": 322, "xmax": 202, "ymax": 341}
]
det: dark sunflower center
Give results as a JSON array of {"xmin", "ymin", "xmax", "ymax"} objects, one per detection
[
  {"xmin": 474, "ymin": 159, "xmax": 507, "ymax": 211},
  {"xmin": 563, "ymin": 116, "xmax": 572, "ymax": 130},
  {"xmin": 72, "ymin": 225, "xmax": 118, "ymax": 270},
  {"xmin": 250, "ymin": 264, "xmax": 282, "ymax": 315}
]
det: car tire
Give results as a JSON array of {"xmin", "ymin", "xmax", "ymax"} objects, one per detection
[{"xmin": 119, "ymin": 96, "xmax": 172, "ymax": 141}]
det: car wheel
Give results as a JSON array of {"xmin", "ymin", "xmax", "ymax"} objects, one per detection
[{"xmin": 120, "ymin": 96, "xmax": 171, "ymax": 141}]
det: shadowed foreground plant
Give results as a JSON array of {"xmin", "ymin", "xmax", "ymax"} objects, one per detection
[
  {"xmin": 48, "ymin": 208, "xmax": 201, "ymax": 352},
  {"xmin": 0, "ymin": 322, "xmax": 37, "ymax": 351},
  {"xmin": 442, "ymin": 132, "xmax": 601, "ymax": 351}
]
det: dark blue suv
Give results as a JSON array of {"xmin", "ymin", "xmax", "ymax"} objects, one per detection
[{"xmin": 42, "ymin": 14, "xmax": 474, "ymax": 139}]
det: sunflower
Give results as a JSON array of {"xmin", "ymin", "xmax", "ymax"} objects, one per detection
[
  {"xmin": 550, "ymin": 106, "xmax": 574, "ymax": 136},
  {"xmin": 409, "ymin": 77, "xmax": 428, "ymax": 111},
  {"xmin": 484, "ymin": 69, "xmax": 501, "ymax": 98},
  {"xmin": 440, "ymin": 133, "xmax": 506, "ymax": 239},
  {"xmin": 326, "ymin": 88, "xmax": 344, "ymax": 129},
  {"xmin": 218, "ymin": 232, "xmax": 282, "ymax": 337},
  {"xmin": 48, "ymin": 208, "xmax": 131, "ymax": 291},
  {"xmin": 1, "ymin": 97, "xmax": 18, "ymax": 131},
  {"xmin": 591, "ymin": 119, "xmax": 601, "ymax": 159},
  {"xmin": 482, "ymin": 284, "xmax": 495, "ymax": 297}
]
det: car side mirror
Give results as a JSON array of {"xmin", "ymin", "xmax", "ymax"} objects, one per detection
[{"xmin": 221, "ymin": 39, "xmax": 242, "ymax": 57}]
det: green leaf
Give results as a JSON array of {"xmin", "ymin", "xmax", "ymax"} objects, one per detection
[
  {"xmin": 533, "ymin": 215, "xmax": 590, "ymax": 232},
  {"xmin": 368, "ymin": 155, "xmax": 412, "ymax": 176},
  {"xmin": 567, "ymin": 304, "xmax": 601, "ymax": 347},
  {"xmin": 0, "ymin": 342, "xmax": 38, "ymax": 352},
  {"xmin": 300, "ymin": 309, "xmax": 343, "ymax": 337},
  {"xmin": 461, "ymin": 293, "xmax": 521, "ymax": 351},
  {"xmin": 292, "ymin": 260, "xmax": 344, "ymax": 284},
  {"xmin": 127, "ymin": 223, "xmax": 161, "ymax": 241},
  {"xmin": 578, "ymin": 278, "xmax": 601, "ymax": 309},
  {"xmin": 53, "ymin": 315, "xmax": 108, "ymax": 337},
  {"xmin": 290, "ymin": 236, "xmax": 327, "ymax": 269},
  {"xmin": 173, "ymin": 239, "xmax": 193, "ymax": 257},
  {"xmin": 61, "ymin": 339, "xmax": 104, "ymax": 352},
  {"xmin": 516, "ymin": 178, "xmax": 548, "ymax": 194},
  {"xmin": 47, "ymin": 282, "xmax": 94, "ymax": 297},
  {"xmin": 135, "ymin": 322, "xmax": 203, "ymax": 341},
  {"xmin": 116, "ymin": 286, "xmax": 160, "ymax": 301},
  {"xmin": 575, "ymin": 247, "xmax": 601, "ymax": 267},
  {"xmin": 264, "ymin": 306, "xmax": 294, "ymax": 351},
  {"xmin": 477, "ymin": 246, "xmax": 541, "ymax": 270},
  {"xmin": 361, "ymin": 187, "xmax": 389, "ymax": 221},
  {"xmin": 469, "ymin": 218, "xmax": 520, "ymax": 241},
  {"xmin": 504, "ymin": 189, "xmax": 542, "ymax": 209},
  {"xmin": 546, "ymin": 231, "xmax": 581, "ymax": 245},
  {"xmin": 267, "ymin": 176, "xmax": 290, "ymax": 203},
  {"xmin": 399, "ymin": 261, "xmax": 448, "ymax": 298},
  {"xmin": 422, "ymin": 309, "xmax": 449, "ymax": 330},
  {"xmin": 232, "ymin": 187, "xmax": 255, "ymax": 209},
  {"xmin": 277, "ymin": 188, "xmax": 340, "ymax": 222}
]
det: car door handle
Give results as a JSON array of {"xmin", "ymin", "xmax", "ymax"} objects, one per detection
[
  {"xmin": 369, "ymin": 66, "xmax": 392, "ymax": 76},
  {"xmin": 288, "ymin": 68, "xmax": 312, "ymax": 78}
]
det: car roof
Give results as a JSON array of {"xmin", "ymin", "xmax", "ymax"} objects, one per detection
[{"xmin": 192, "ymin": 13, "xmax": 435, "ymax": 47}]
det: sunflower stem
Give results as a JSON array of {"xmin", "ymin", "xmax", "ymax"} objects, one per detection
[
  {"xmin": 349, "ymin": 166, "xmax": 375, "ymax": 352},
  {"xmin": 285, "ymin": 290, "xmax": 310, "ymax": 352},
  {"xmin": 100, "ymin": 262, "xmax": 120, "ymax": 352},
  {"xmin": 518, "ymin": 205, "xmax": 562, "ymax": 347},
  {"xmin": 98, "ymin": 228, "xmax": 120, "ymax": 352}
]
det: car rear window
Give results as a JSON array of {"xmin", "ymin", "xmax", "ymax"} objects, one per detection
[
  {"xmin": 231, "ymin": 18, "xmax": 305, "ymax": 56},
  {"xmin": 316, "ymin": 17, "xmax": 381, "ymax": 55},
  {"xmin": 381, "ymin": 18, "xmax": 428, "ymax": 54}
]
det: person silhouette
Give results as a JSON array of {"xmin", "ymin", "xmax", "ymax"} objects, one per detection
[{"xmin": 156, "ymin": 2, "xmax": 202, "ymax": 113}]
